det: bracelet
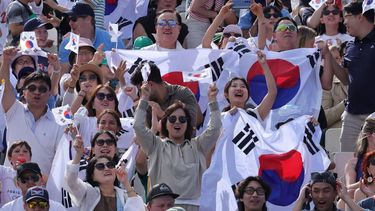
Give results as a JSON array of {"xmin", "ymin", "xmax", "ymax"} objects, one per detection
[{"xmin": 52, "ymin": 68, "xmax": 61, "ymax": 74}]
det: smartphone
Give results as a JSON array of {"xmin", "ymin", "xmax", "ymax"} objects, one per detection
[{"xmin": 232, "ymin": 0, "xmax": 253, "ymax": 9}]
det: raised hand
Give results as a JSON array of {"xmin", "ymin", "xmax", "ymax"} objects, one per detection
[
  {"xmin": 208, "ymin": 83, "xmax": 218, "ymax": 102},
  {"xmin": 250, "ymin": 3, "xmax": 264, "ymax": 18},
  {"xmin": 113, "ymin": 60, "xmax": 127, "ymax": 81},
  {"xmin": 73, "ymin": 135, "xmax": 85, "ymax": 156},
  {"xmin": 2, "ymin": 47, "xmax": 18, "ymax": 62},
  {"xmin": 90, "ymin": 43, "xmax": 105, "ymax": 65},
  {"xmin": 47, "ymin": 53, "xmax": 61, "ymax": 71},
  {"xmin": 257, "ymin": 50, "xmax": 267, "ymax": 64},
  {"xmin": 140, "ymin": 82, "xmax": 151, "ymax": 101}
]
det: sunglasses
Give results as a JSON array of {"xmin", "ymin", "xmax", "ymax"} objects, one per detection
[
  {"xmin": 25, "ymin": 84, "xmax": 48, "ymax": 93},
  {"xmin": 95, "ymin": 138, "xmax": 116, "ymax": 146},
  {"xmin": 223, "ymin": 33, "xmax": 242, "ymax": 38},
  {"xmin": 69, "ymin": 16, "xmax": 78, "ymax": 22},
  {"xmin": 96, "ymin": 92, "xmax": 115, "ymax": 101},
  {"xmin": 264, "ymin": 13, "xmax": 280, "ymax": 19},
  {"xmin": 94, "ymin": 161, "xmax": 116, "ymax": 171},
  {"xmin": 27, "ymin": 201, "xmax": 49, "ymax": 209},
  {"xmin": 157, "ymin": 19, "xmax": 178, "ymax": 27},
  {"xmin": 322, "ymin": 9, "xmax": 340, "ymax": 16},
  {"xmin": 19, "ymin": 174, "xmax": 40, "ymax": 184},
  {"xmin": 79, "ymin": 74, "xmax": 97, "ymax": 82},
  {"xmin": 275, "ymin": 23, "xmax": 297, "ymax": 32},
  {"xmin": 244, "ymin": 187, "xmax": 265, "ymax": 196},
  {"xmin": 168, "ymin": 115, "xmax": 187, "ymax": 124}
]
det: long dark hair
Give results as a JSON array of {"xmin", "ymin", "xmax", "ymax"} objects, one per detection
[
  {"xmin": 86, "ymin": 85, "xmax": 120, "ymax": 117},
  {"xmin": 236, "ymin": 176, "xmax": 272, "ymax": 211},
  {"xmin": 97, "ymin": 109, "xmax": 123, "ymax": 134},
  {"xmin": 317, "ymin": 5, "xmax": 346, "ymax": 35},
  {"xmin": 89, "ymin": 130, "xmax": 120, "ymax": 163},
  {"xmin": 160, "ymin": 101, "xmax": 193, "ymax": 141},
  {"xmin": 222, "ymin": 77, "xmax": 250, "ymax": 112},
  {"xmin": 86, "ymin": 155, "xmax": 120, "ymax": 187}
]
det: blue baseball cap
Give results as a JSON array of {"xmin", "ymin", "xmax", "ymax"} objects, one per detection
[
  {"xmin": 65, "ymin": 3, "xmax": 95, "ymax": 18},
  {"xmin": 24, "ymin": 18, "xmax": 53, "ymax": 32}
]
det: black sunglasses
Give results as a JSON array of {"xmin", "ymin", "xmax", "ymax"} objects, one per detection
[
  {"xmin": 96, "ymin": 93, "xmax": 115, "ymax": 101},
  {"xmin": 79, "ymin": 74, "xmax": 97, "ymax": 82},
  {"xmin": 25, "ymin": 84, "xmax": 48, "ymax": 93},
  {"xmin": 95, "ymin": 138, "xmax": 116, "ymax": 146},
  {"xmin": 94, "ymin": 161, "xmax": 116, "ymax": 171},
  {"xmin": 264, "ymin": 13, "xmax": 280, "ymax": 19},
  {"xmin": 223, "ymin": 33, "xmax": 242, "ymax": 38},
  {"xmin": 244, "ymin": 187, "xmax": 265, "ymax": 195},
  {"xmin": 19, "ymin": 174, "xmax": 40, "ymax": 184},
  {"xmin": 322, "ymin": 9, "xmax": 340, "ymax": 16},
  {"xmin": 168, "ymin": 115, "xmax": 187, "ymax": 124}
]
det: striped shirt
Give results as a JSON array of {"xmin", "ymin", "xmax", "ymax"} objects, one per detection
[{"xmin": 188, "ymin": 0, "xmax": 224, "ymax": 23}]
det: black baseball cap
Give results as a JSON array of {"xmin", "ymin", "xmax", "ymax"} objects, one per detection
[
  {"xmin": 147, "ymin": 183, "xmax": 179, "ymax": 203},
  {"xmin": 17, "ymin": 67, "xmax": 36, "ymax": 79},
  {"xmin": 65, "ymin": 3, "xmax": 95, "ymax": 18},
  {"xmin": 17, "ymin": 162, "xmax": 42, "ymax": 178},
  {"xmin": 24, "ymin": 18, "xmax": 53, "ymax": 32},
  {"xmin": 24, "ymin": 186, "xmax": 49, "ymax": 203}
]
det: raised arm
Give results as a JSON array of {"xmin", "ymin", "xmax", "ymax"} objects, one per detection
[
  {"xmin": 202, "ymin": 1, "xmax": 233, "ymax": 48},
  {"xmin": 322, "ymin": 44, "xmax": 350, "ymax": 85},
  {"xmin": 250, "ymin": 3, "xmax": 267, "ymax": 50},
  {"xmin": 306, "ymin": 2, "xmax": 329, "ymax": 29},
  {"xmin": 255, "ymin": 51, "xmax": 277, "ymax": 120},
  {"xmin": 0, "ymin": 47, "xmax": 18, "ymax": 112},
  {"xmin": 47, "ymin": 53, "xmax": 61, "ymax": 96},
  {"xmin": 196, "ymin": 83, "xmax": 222, "ymax": 155},
  {"xmin": 190, "ymin": 0, "xmax": 219, "ymax": 20},
  {"xmin": 133, "ymin": 82, "xmax": 160, "ymax": 155}
]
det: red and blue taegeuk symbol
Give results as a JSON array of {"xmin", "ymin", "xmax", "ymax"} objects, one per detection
[
  {"xmin": 247, "ymin": 59, "xmax": 300, "ymax": 109},
  {"xmin": 258, "ymin": 150, "xmax": 304, "ymax": 206},
  {"xmin": 105, "ymin": 0, "xmax": 118, "ymax": 15},
  {"xmin": 25, "ymin": 40, "xmax": 34, "ymax": 49},
  {"xmin": 162, "ymin": 72, "xmax": 200, "ymax": 101},
  {"xmin": 63, "ymin": 110, "xmax": 73, "ymax": 119}
]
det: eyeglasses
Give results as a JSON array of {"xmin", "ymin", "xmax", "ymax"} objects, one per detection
[
  {"xmin": 16, "ymin": 59, "xmax": 33, "ymax": 65},
  {"xmin": 157, "ymin": 19, "xmax": 178, "ymax": 27},
  {"xmin": 96, "ymin": 92, "xmax": 115, "ymax": 101},
  {"xmin": 168, "ymin": 115, "xmax": 187, "ymax": 124},
  {"xmin": 94, "ymin": 161, "xmax": 116, "ymax": 170},
  {"xmin": 223, "ymin": 33, "xmax": 242, "ymax": 38},
  {"xmin": 27, "ymin": 201, "xmax": 49, "ymax": 209},
  {"xmin": 322, "ymin": 9, "xmax": 340, "ymax": 16},
  {"xmin": 275, "ymin": 23, "xmax": 297, "ymax": 32},
  {"xmin": 264, "ymin": 13, "xmax": 280, "ymax": 19},
  {"xmin": 244, "ymin": 187, "xmax": 265, "ymax": 196},
  {"xmin": 18, "ymin": 174, "xmax": 40, "ymax": 184},
  {"xmin": 95, "ymin": 138, "xmax": 116, "ymax": 146},
  {"xmin": 25, "ymin": 84, "xmax": 48, "ymax": 93}
]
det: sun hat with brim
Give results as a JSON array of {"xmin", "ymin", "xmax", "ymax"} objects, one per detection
[
  {"xmin": 78, "ymin": 63, "xmax": 103, "ymax": 81},
  {"xmin": 10, "ymin": 52, "xmax": 39, "ymax": 74},
  {"xmin": 223, "ymin": 24, "xmax": 243, "ymax": 37},
  {"xmin": 24, "ymin": 18, "xmax": 53, "ymax": 32},
  {"xmin": 68, "ymin": 37, "xmax": 96, "ymax": 66},
  {"xmin": 147, "ymin": 183, "xmax": 179, "ymax": 203}
]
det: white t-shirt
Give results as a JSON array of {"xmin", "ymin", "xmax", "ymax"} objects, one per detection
[
  {"xmin": 315, "ymin": 33, "xmax": 354, "ymax": 46},
  {"xmin": 1, "ymin": 196, "xmax": 67, "ymax": 211},
  {"xmin": 0, "ymin": 166, "xmax": 21, "ymax": 207}
]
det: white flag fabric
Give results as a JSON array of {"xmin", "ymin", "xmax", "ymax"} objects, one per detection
[
  {"xmin": 104, "ymin": 0, "xmax": 149, "ymax": 40},
  {"xmin": 309, "ymin": 0, "xmax": 327, "ymax": 10},
  {"xmin": 64, "ymin": 33, "xmax": 80, "ymax": 54},
  {"xmin": 236, "ymin": 48, "xmax": 322, "ymax": 130},
  {"xmin": 200, "ymin": 110, "xmax": 331, "ymax": 211},
  {"xmin": 117, "ymin": 143, "xmax": 139, "ymax": 182},
  {"xmin": 108, "ymin": 22, "xmax": 123, "ymax": 42},
  {"xmin": 46, "ymin": 134, "xmax": 79, "ymax": 210},
  {"xmin": 363, "ymin": 0, "xmax": 375, "ymax": 14},
  {"xmin": 105, "ymin": 48, "xmax": 239, "ymax": 121},
  {"xmin": 20, "ymin": 31, "xmax": 41, "ymax": 53},
  {"xmin": 52, "ymin": 105, "xmax": 74, "ymax": 126}
]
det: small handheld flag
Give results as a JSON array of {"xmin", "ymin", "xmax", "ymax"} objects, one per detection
[
  {"xmin": 52, "ymin": 105, "xmax": 74, "ymax": 126},
  {"xmin": 108, "ymin": 22, "xmax": 123, "ymax": 49},
  {"xmin": 20, "ymin": 31, "xmax": 41, "ymax": 53},
  {"xmin": 64, "ymin": 32, "xmax": 80, "ymax": 54}
]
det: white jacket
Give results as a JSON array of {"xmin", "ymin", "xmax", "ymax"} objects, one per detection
[{"xmin": 63, "ymin": 162, "xmax": 145, "ymax": 211}]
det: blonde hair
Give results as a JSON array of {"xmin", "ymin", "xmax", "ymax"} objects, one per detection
[{"xmin": 297, "ymin": 26, "xmax": 317, "ymax": 48}]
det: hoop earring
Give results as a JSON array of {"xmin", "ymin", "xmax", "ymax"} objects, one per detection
[{"xmin": 367, "ymin": 174, "xmax": 373, "ymax": 184}]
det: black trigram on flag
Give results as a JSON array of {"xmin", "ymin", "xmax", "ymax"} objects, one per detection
[
  {"xmin": 203, "ymin": 57, "xmax": 224, "ymax": 81},
  {"xmin": 127, "ymin": 58, "xmax": 155, "ymax": 75},
  {"xmin": 122, "ymin": 108, "xmax": 135, "ymax": 118},
  {"xmin": 61, "ymin": 188, "xmax": 73, "ymax": 208},
  {"xmin": 232, "ymin": 123, "xmax": 259, "ymax": 155},
  {"xmin": 116, "ymin": 17, "xmax": 133, "ymax": 30},
  {"xmin": 306, "ymin": 51, "xmax": 320, "ymax": 68},
  {"xmin": 227, "ymin": 43, "xmax": 251, "ymax": 58},
  {"xmin": 303, "ymin": 121, "xmax": 320, "ymax": 155}
]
